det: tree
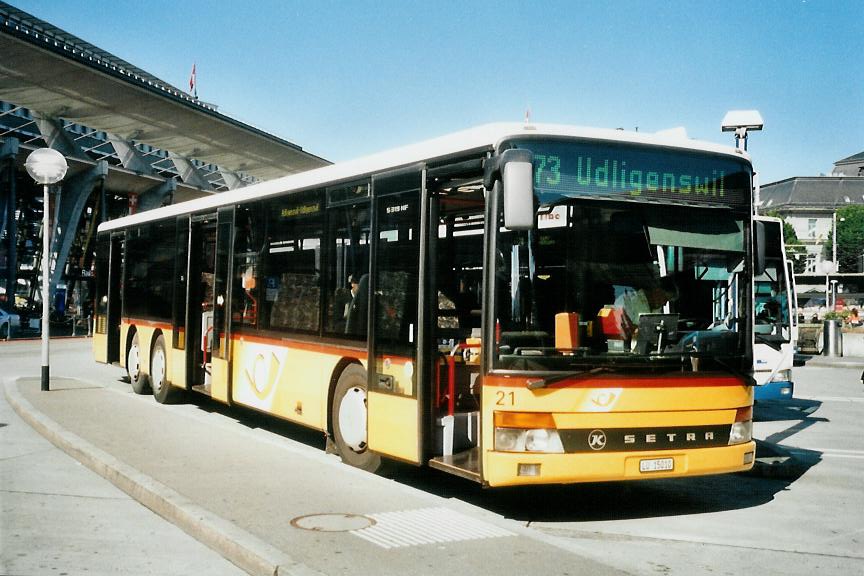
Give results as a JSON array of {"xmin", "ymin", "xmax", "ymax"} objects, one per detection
[{"xmin": 826, "ymin": 205, "xmax": 864, "ymax": 273}]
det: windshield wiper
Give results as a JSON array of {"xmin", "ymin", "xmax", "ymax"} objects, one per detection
[{"xmin": 527, "ymin": 367, "xmax": 610, "ymax": 390}]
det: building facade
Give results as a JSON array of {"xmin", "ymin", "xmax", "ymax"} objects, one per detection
[
  {"xmin": 760, "ymin": 156, "xmax": 864, "ymax": 312},
  {"xmin": 832, "ymin": 152, "xmax": 864, "ymax": 177}
]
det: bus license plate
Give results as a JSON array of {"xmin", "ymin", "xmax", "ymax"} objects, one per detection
[{"xmin": 640, "ymin": 458, "xmax": 674, "ymax": 473}]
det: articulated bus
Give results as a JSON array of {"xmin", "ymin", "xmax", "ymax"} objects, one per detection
[
  {"xmin": 93, "ymin": 123, "xmax": 758, "ymax": 487},
  {"xmin": 753, "ymin": 216, "xmax": 797, "ymax": 400}
]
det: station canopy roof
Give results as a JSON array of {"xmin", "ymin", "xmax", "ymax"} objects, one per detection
[{"xmin": 0, "ymin": 2, "xmax": 329, "ymax": 182}]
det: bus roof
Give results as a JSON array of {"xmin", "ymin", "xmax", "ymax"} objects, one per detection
[
  {"xmin": 754, "ymin": 215, "xmax": 782, "ymax": 224},
  {"xmin": 98, "ymin": 122, "xmax": 751, "ymax": 233}
]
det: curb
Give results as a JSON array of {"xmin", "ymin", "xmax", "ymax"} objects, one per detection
[
  {"xmin": 800, "ymin": 356, "xmax": 864, "ymax": 369},
  {"xmin": 4, "ymin": 377, "xmax": 324, "ymax": 576},
  {"xmin": 0, "ymin": 334, "xmax": 91, "ymax": 343}
]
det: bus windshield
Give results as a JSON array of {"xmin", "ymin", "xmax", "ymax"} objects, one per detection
[
  {"xmin": 493, "ymin": 199, "xmax": 749, "ymax": 373},
  {"xmin": 492, "ymin": 138, "xmax": 752, "ymax": 374}
]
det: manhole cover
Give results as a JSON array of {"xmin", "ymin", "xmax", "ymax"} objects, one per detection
[{"xmin": 290, "ymin": 513, "xmax": 375, "ymax": 532}]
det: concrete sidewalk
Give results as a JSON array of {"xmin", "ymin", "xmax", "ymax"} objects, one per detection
[
  {"xmin": 5, "ymin": 375, "xmax": 625, "ymax": 576},
  {"xmin": 0, "ymin": 378, "xmax": 247, "ymax": 576},
  {"xmin": 800, "ymin": 354, "xmax": 864, "ymax": 369}
]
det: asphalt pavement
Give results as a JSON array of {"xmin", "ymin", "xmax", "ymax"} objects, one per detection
[
  {"xmin": 3, "ymin": 338, "xmax": 863, "ymax": 576},
  {"xmin": 2, "ymin": 339, "xmax": 626, "ymax": 576}
]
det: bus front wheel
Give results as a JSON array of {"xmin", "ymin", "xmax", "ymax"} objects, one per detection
[
  {"xmin": 332, "ymin": 364, "xmax": 381, "ymax": 473},
  {"xmin": 128, "ymin": 331, "xmax": 151, "ymax": 395}
]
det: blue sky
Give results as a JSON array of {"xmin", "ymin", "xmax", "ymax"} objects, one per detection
[{"xmin": 10, "ymin": 0, "xmax": 863, "ymax": 184}]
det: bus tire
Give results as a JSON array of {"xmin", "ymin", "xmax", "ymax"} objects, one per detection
[
  {"xmin": 151, "ymin": 334, "xmax": 181, "ymax": 404},
  {"xmin": 128, "ymin": 331, "xmax": 151, "ymax": 395},
  {"xmin": 332, "ymin": 364, "xmax": 381, "ymax": 473}
]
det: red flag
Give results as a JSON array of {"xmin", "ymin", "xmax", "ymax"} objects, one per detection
[{"xmin": 189, "ymin": 63, "xmax": 197, "ymax": 97}]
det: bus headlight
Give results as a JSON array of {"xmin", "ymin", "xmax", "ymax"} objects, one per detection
[
  {"xmin": 494, "ymin": 428, "xmax": 525, "ymax": 451},
  {"xmin": 729, "ymin": 421, "xmax": 752, "ymax": 445},
  {"xmin": 494, "ymin": 428, "xmax": 565, "ymax": 453},
  {"xmin": 525, "ymin": 429, "xmax": 552, "ymax": 452},
  {"xmin": 728, "ymin": 406, "xmax": 753, "ymax": 445},
  {"xmin": 770, "ymin": 369, "xmax": 792, "ymax": 383}
]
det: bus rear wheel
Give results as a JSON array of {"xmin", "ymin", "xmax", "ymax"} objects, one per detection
[
  {"xmin": 332, "ymin": 364, "xmax": 381, "ymax": 473},
  {"xmin": 152, "ymin": 334, "xmax": 182, "ymax": 404},
  {"xmin": 128, "ymin": 331, "xmax": 150, "ymax": 395}
]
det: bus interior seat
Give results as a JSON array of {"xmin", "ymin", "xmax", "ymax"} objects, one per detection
[{"xmin": 270, "ymin": 273, "xmax": 320, "ymax": 331}]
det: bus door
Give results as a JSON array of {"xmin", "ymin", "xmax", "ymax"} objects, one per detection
[
  {"xmin": 367, "ymin": 168, "xmax": 424, "ymax": 464},
  {"xmin": 170, "ymin": 217, "xmax": 189, "ymax": 386},
  {"xmin": 426, "ymin": 174, "xmax": 486, "ymax": 481},
  {"xmin": 187, "ymin": 215, "xmax": 215, "ymax": 393},
  {"xmin": 211, "ymin": 207, "xmax": 234, "ymax": 402},
  {"xmin": 187, "ymin": 211, "xmax": 233, "ymax": 402},
  {"xmin": 103, "ymin": 233, "xmax": 123, "ymax": 363}
]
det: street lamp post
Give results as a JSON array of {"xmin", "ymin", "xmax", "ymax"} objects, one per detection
[
  {"xmin": 721, "ymin": 110, "xmax": 764, "ymax": 213},
  {"xmin": 832, "ymin": 212, "xmax": 845, "ymax": 273},
  {"xmin": 25, "ymin": 148, "xmax": 68, "ymax": 392},
  {"xmin": 721, "ymin": 110, "xmax": 764, "ymax": 152}
]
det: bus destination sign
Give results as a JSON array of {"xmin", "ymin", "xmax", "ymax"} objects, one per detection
[{"xmin": 512, "ymin": 139, "xmax": 752, "ymax": 208}]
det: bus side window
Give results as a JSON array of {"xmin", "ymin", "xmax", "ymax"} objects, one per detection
[
  {"xmin": 263, "ymin": 193, "xmax": 323, "ymax": 334},
  {"xmin": 325, "ymin": 202, "xmax": 370, "ymax": 339},
  {"xmin": 434, "ymin": 205, "xmax": 485, "ymax": 344},
  {"xmin": 345, "ymin": 273, "xmax": 369, "ymax": 337},
  {"xmin": 231, "ymin": 202, "xmax": 264, "ymax": 330},
  {"xmin": 332, "ymin": 283, "xmax": 352, "ymax": 334}
]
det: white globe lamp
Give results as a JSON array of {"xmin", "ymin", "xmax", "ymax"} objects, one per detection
[{"xmin": 25, "ymin": 148, "xmax": 68, "ymax": 392}]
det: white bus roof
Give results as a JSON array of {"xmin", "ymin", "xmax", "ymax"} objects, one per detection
[
  {"xmin": 98, "ymin": 122, "xmax": 752, "ymax": 233},
  {"xmin": 754, "ymin": 215, "xmax": 782, "ymax": 224}
]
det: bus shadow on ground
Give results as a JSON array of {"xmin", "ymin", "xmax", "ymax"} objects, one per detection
[
  {"xmin": 754, "ymin": 397, "xmax": 823, "ymax": 423},
  {"xmin": 382, "ymin": 398, "xmax": 829, "ymax": 521},
  {"xmin": 184, "ymin": 393, "xmax": 329, "ymax": 451},
  {"xmin": 754, "ymin": 398, "xmax": 828, "ymax": 446},
  {"xmin": 176, "ymin": 390, "xmax": 822, "ymax": 524},
  {"xmin": 383, "ymin": 419, "xmax": 825, "ymax": 523},
  {"xmin": 381, "ymin": 448, "xmax": 820, "ymax": 523}
]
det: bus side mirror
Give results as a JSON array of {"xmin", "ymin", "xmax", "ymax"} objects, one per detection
[
  {"xmin": 484, "ymin": 149, "xmax": 534, "ymax": 230},
  {"xmin": 754, "ymin": 220, "xmax": 766, "ymax": 276}
]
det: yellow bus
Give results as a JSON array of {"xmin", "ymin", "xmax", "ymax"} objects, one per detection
[{"xmin": 93, "ymin": 123, "xmax": 757, "ymax": 486}]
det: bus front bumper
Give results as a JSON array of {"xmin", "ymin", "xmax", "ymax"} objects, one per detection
[
  {"xmin": 483, "ymin": 441, "xmax": 756, "ymax": 487},
  {"xmin": 754, "ymin": 381, "xmax": 794, "ymax": 401}
]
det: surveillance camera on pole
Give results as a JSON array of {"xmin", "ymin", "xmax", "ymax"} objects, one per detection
[
  {"xmin": 25, "ymin": 148, "xmax": 68, "ymax": 392},
  {"xmin": 721, "ymin": 110, "xmax": 764, "ymax": 151}
]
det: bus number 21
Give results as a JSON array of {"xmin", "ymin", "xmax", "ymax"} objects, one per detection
[{"xmin": 496, "ymin": 390, "xmax": 515, "ymax": 406}]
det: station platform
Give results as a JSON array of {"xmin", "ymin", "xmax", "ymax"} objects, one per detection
[
  {"xmin": 797, "ymin": 353, "xmax": 864, "ymax": 369},
  {"xmin": 4, "ymin": 345, "xmax": 626, "ymax": 576}
]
